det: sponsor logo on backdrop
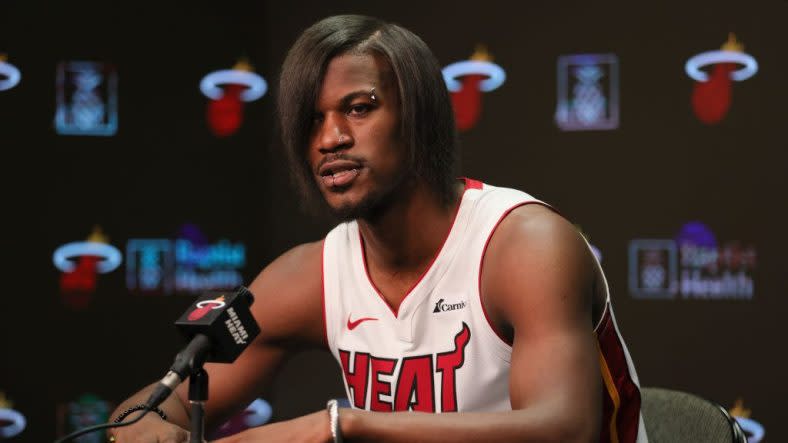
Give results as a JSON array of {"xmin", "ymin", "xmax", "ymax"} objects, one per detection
[
  {"xmin": 0, "ymin": 392, "xmax": 26, "ymax": 439},
  {"xmin": 442, "ymin": 45, "xmax": 506, "ymax": 132},
  {"xmin": 56, "ymin": 394, "xmax": 112, "ymax": 443},
  {"xmin": 211, "ymin": 398, "xmax": 272, "ymax": 439},
  {"xmin": 685, "ymin": 33, "xmax": 758, "ymax": 125},
  {"xmin": 201, "ymin": 58, "xmax": 267, "ymax": 137},
  {"xmin": 729, "ymin": 398, "xmax": 764, "ymax": 443},
  {"xmin": 0, "ymin": 54, "xmax": 21, "ymax": 91},
  {"xmin": 126, "ymin": 223, "xmax": 246, "ymax": 295},
  {"xmin": 55, "ymin": 61, "xmax": 118, "ymax": 136},
  {"xmin": 53, "ymin": 226, "xmax": 122, "ymax": 309},
  {"xmin": 555, "ymin": 53, "xmax": 619, "ymax": 131},
  {"xmin": 629, "ymin": 221, "xmax": 755, "ymax": 299}
]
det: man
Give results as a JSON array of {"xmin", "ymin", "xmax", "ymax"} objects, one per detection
[{"xmin": 110, "ymin": 14, "xmax": 647, "ymax": 443}]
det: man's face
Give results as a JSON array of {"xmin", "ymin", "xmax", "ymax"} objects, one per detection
[{"xmin": 308, "ymin": 52, "xmax": 408, "ymax": 220}]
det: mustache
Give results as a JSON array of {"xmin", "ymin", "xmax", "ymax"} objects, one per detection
[{"xmin": 316, "ymin": 153, "xmax": 365, "ymax": 172}]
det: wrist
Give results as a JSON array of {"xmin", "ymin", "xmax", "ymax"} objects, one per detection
[
  {"xmin": 326, "ymin": 399, "xmax": 345, "ymax": 443},
  {"xmin": 338, "ymin": 407, "xmax": 361, "ymax": 439},
  {"xmin": 112, "ymin": 404, "xmax": 168, "ymax": 423}
]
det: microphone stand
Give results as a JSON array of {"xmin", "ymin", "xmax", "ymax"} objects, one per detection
[{"xmin": 189, "ymin": 360, "xmax": 209, "ymax": 443}]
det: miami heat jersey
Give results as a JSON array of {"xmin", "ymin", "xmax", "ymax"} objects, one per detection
[{"xmin": 322, "ymin": 179, "xmax": 648, "ymax": 443}]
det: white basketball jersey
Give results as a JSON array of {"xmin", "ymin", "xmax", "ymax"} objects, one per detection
[{"xmin": 322, "ymin": 179, "xmax": 647, "ymax": 442}]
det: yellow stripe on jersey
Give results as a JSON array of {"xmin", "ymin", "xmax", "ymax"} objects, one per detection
[{"xmin": 598, "ymin": 343, "xmax": 621, "ymax": 443}]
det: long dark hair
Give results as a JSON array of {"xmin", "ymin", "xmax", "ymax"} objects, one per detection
[{"xmin": 277, "ymin": 14, "xmax": 458, "ymax": 211}]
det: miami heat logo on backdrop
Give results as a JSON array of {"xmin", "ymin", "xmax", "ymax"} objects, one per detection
[
  {"xmin": 443, "ymin": 46, "xmax": 506, "ymax": 132},
  {"xmin": 0, "ymin": 54, "xmax": 21, "ymax": 92},
  {"xmin": 685, "ymin": 33, "xmax": 758, "ymax": 125},
  {"xmin": 0, "ymin": 392, "xmax": 26, "ymax": 439},
  {"xmin": 52, "ymin": 226, "xmax": 122, "ymax": 309},
  {"xmin": 729, "ymin": 398, "xmax": 765, "ymax": 443},
  {"xmin": 200, "ymin": 58, "xmax": 267, "ymax": 137}
]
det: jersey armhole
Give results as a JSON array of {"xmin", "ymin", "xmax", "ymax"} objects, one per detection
[
  {"xmin": 477, "ymin": 201, "xmax": 553, "ymax": 347},
  {"xmin": 320, "ymin": 239, "xmax": 331, "ymax": 350}
]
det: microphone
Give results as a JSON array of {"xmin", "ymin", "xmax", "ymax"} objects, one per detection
[{"xmin": 145, "ymin": 285, "xmax": 261, "ymax": 410}]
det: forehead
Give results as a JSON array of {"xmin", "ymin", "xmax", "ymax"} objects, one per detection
[{"xmin": 318, "ymin": 53, "xmax": 395, "ymax": 102}]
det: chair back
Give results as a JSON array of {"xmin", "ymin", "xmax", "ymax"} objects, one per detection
[{"xmin": 641, "ymin": 387, "xmax": 747, "ymax": 443}]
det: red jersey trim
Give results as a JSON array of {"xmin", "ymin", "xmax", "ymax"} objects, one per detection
[
  {"xmin": 358, "ymin": 179, "xmax": 475, "ymax": 317},
  {"xmin": 596, "ymin": 309, "xmax": 641, "ymax": 443},
  {"xmin": 598, "ymin": 343, "xmax": 621, "ymax": 443},
  {"xmin": 461, "ymin": 177, "xmax": 483, "ymax": 190},
  {"xmin": 321, "ymin": 239, "xmax": 329, "ymax": 347}
]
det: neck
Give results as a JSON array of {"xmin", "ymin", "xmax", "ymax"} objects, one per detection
[{"xmin": 358, "ymin": 179, "xmax": 465, "ymax": 274}]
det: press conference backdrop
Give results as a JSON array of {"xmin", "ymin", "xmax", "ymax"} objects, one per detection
[{"xmin": 1, "ymin": 1, "xmax": 785, "ymax": 441}]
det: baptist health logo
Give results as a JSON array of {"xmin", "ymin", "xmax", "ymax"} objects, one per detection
[
  {"xmin": 629, "ymin": 221, "xmax": 755, "ymax": 300},
  {"xmin": 126, "ymin": 235, "xmax": 245, "ymax": 295}
]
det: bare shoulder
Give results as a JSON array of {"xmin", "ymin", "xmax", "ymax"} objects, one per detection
[
  {"xmin": 247, "ymin": 240, "xmax": 325, "ymax": 347},
  {"xmin": 481, "ymin": 204, "xmax": 597, "ymax": 333},
  {"xmin": 486, "ymin": 204, "xmax": 591, "ymax": 270}
]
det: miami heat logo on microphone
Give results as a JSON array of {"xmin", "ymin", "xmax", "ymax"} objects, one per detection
[
  {"xmin": 685, "ymin": 33, "xmax": 758, "ymax": 125},
  {"xmin": 200, "ymin": 58, "xmax": 267, "ymax": 137},
  {"xmin": 188, "ymin": 295, "xmax": 226, "ymax": 321},
  {"xmin": 443, "ymin": 46, "xmax": 506, "ymax": 132}
]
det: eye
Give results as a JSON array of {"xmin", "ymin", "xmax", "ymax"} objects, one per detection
[
  {"xmin": 310, "ymin": 113, "xmax": 325, "ymax": 134},
  {"xmin": 347, "ymin": 103, "xmax": 373, "ymax": 117}
]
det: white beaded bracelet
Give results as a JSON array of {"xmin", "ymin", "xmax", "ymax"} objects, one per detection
[{"xmin": 326, "ymin": 399, "xmax": 344, "ymax": 443}]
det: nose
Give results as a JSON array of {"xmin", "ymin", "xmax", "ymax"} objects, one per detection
[{"xmin": 315, "ymin": 112, "xmax": 353, "ymax": 153}]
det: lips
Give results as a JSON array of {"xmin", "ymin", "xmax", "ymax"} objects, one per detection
[{"xmin": 318, "ymin": 159, "xmax": 363, "ymax": 188}]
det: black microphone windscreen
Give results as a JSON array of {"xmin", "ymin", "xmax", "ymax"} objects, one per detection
[{"xmin": 174, "ymin": 285, "xmax": 261, "ymax": 364}]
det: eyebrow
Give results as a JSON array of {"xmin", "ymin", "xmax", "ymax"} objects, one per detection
[{"xmin": 338, "ymin": 88, "xmax": 378, "ymax": 108}]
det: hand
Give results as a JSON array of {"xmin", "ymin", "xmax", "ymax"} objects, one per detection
[
  {"xmin": 213, "ymin": 410, "xmax": 332, "ymax": 443},
  {"xmin": 109, "ymin": 412, "xmax": 191, "ymax": 443}
]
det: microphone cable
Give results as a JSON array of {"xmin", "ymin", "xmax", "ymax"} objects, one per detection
[{"xmin": 52, "ymin": 406, "xmax": 153, "ymax": 443}]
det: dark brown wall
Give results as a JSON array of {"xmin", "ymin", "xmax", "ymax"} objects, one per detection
[{"xmin": 1, "ymin": 1, "xmax": 785, "ymax": 441}]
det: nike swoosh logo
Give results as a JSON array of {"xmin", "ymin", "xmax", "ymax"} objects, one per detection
[{"xmin": 347, "ymin": 314, "xmax": 378, "ymax": 331}]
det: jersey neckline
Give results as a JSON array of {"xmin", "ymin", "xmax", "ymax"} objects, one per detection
[{"xmin": 356, "ymin": 178, "xmax": 481, "ymax": 318}]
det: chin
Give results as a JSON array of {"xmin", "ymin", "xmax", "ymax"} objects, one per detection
[
  {"xmin": 327, "ymin": 198, "xmax": 372, "ymax": 222},
  {"xmin": 326, "ymin": 188, "xmax": 392, "ymax": 222}
]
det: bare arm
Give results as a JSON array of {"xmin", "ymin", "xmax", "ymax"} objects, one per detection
[
  {"xmin": 109, "ymin": 240, "xmax": 326, "ymax": 440},
  {"xmin": 215, "ymin": 206, "xmax": 603, "ymax": 443},
  {"xmin": 333, "ymin": 205, "xmax": 602, "ymax": 443}
]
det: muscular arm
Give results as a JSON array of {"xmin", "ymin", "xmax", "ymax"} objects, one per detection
[
  {"xmin": 336, "ymin": 205, "xmax": 602, "ymax": 443},
  {"xmin": 108, "ymin": 240, "xmax": 326, "ymax": 438}
]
